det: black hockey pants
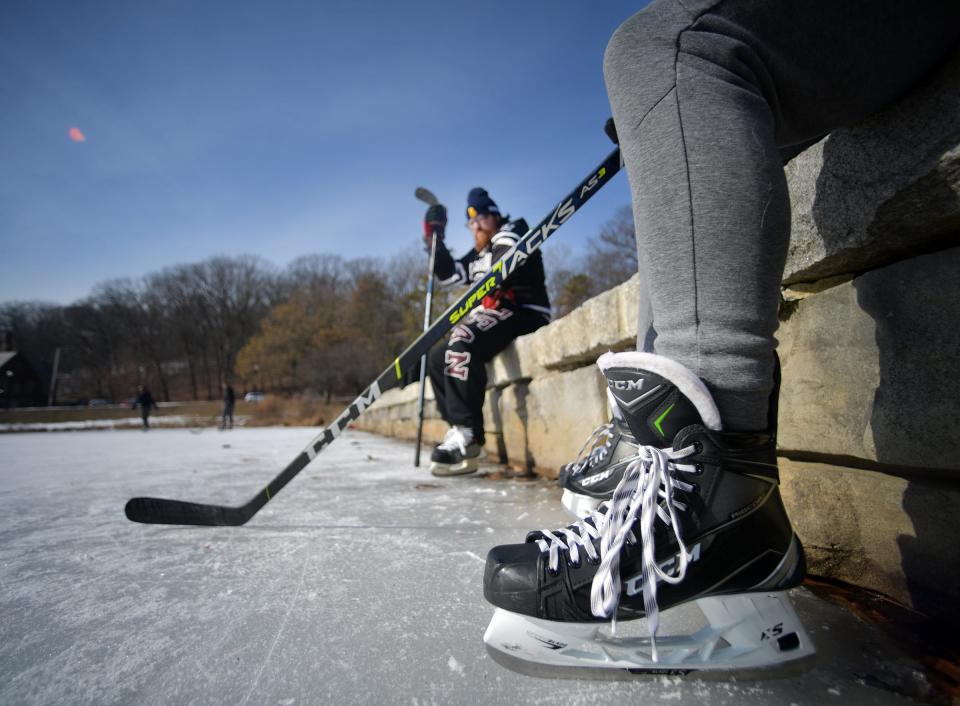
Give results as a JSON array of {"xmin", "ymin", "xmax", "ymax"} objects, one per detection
[{"xmin": 428, "ymin": 306, "xmax": 548, "ymax": 444}]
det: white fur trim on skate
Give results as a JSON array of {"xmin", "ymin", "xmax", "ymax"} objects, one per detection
[
  {"xmin": 597, "ymin": 352, "xmax": 722, "ymax": 431},
  {"xmin": 483, "ymin": 591, "xmax": 814, "ymax": 677}
]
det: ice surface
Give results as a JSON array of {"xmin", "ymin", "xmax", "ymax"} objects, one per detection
[{"xmin": 0, "ymin": 428, "xmax": 931, "ymax": 705}]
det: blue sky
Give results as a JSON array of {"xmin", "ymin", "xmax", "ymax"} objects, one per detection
[{"xmin": 1, "ymin": 1, "xmax": 646, "ymax": 305}]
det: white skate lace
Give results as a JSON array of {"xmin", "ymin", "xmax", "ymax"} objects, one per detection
[
  {"xmin": 437, "ymin": 426, "xmax": 472, "ymax": 454},
  {"xmin": 568, "ymin": 423, "xmax": 615, "ymax": 475},
  {"xmin": 534, "ymin": 442, "xmax": 698, "ymax": 661}
]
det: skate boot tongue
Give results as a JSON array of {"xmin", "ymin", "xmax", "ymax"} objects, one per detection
[{"xmin": 597, "ymin": 351, "xmax": 722, "ymax": 447}]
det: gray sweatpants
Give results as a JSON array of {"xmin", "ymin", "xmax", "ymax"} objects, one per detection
[{"xmin": 605, "ymin": 0, "xmax": 960, "ymax": 429}]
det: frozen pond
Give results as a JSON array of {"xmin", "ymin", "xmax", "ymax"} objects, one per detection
[{"xmin": 0, "ymin": 428, "xmax": 931, "ymax": 704}]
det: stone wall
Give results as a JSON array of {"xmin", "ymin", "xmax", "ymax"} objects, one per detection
[{"xmin": 355, "ymin": 52, "xmax": 960, "ymax": 620}]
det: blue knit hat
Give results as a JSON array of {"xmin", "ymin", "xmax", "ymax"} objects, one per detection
[{"xmin": 466, "ymin": 187, "xmax": 500, "ymax": 220}]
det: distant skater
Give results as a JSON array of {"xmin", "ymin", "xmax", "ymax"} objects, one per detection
[
  {"xmin": 132, "ymin": 385, "xmax": 157, "ymax": 431},
  {"xmin": 220, "ymin": 383, "xmax": 235, "ymax": 430}
]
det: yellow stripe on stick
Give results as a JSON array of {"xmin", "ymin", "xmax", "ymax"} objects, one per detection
[{"xmin": 394, "ymin": 357, "xmax": 402, "ymax": 380}]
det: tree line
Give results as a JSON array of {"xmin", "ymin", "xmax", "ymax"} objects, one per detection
[{"xmin": 1, "ymin": 206, "xmax": 637, "ymax": 405}]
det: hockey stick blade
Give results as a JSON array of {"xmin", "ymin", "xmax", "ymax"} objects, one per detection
[
  {"xmin": 124, "ymin": 147, "xmax": 622, "ymax": 526},
  {"xmin": 125, "ymin": 496, "xmax": 251, "ymax": 526},
  {"xmin": 415, "ymin": 186, "xmax": 439, "ymax": 206}
]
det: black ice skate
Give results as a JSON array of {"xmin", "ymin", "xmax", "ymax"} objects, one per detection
[
  {"xmin": 557, "ymin": 390, "xmax": 642, "ymax": 519},
  {"xmin": 430, "ymin": 426, "xmax": 484, "ymax": 477},
  {"xmin": 483, "ymin": 351, "xmax": 814, "ymax": 676},
  {"xmin": 561, "ymin": 352, "xmax": 780, "ymax": 520}
]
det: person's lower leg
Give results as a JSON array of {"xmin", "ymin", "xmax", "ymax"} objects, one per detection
[
  {"xmin": 606, "ymin": 7, "xmax": 789, "ymax": 430},
  {"xmin": 606, "ymin": 0, "xmax": 960, "ymax": 431}
]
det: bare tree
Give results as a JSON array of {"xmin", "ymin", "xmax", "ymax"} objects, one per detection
[
  {"xmin": 235, "ymin": 255, "xmax": 354, "ymax": 399},
  {"xmin": 279, "ymin": 254, "xmax": 347, "ymax": 302},
  {"xmin": 92, "ymin": 279, "xmax": 175, "ymax": 401},
  {"xmin": 148, "ymin": 266, "xmax": 207, "ymax": 400},
  {"xmin": 544, "ymin": 243, "xmax": 600, "ymax": 318},
  {"xmin": 586, "ymin": 205, "xmax": 638, "ymax": 292},
  {"xmin": 62, "ymin": 298, "xmax": 126, "ymax": 401},
  {"xmin": 186, "ymin": 256, "xmax": 276, "ymax": 394},
  {"xmin": 542, "ymin": 206, "xmax": 639, "ymax": 318},
  {"xmin": 8, "ymin": 228, "xmax": 607, "ymax": 404}
]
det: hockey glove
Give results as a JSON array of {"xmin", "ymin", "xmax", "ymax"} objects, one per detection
[{"xmin": 423, "ymin": 204, "xmax": 447, "ymax": 248}]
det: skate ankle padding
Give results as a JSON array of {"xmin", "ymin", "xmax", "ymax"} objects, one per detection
[{"xmin": 596, "ymin": 352, "xmax": 723, "ymax": 444}]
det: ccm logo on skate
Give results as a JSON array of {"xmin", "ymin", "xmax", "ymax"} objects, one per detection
[
  {"xmin": 580, "ymin": 459, "xmax": 633, "ymax": 486},
  {"xmin": 608, "ymin": 378, "xmax": 644, "ymax": 391},
  {"xmin": 625, "ymin": 543, "xmax": 701, "ymax": 596},
  {"xmin": 580, "ymin": 469, "xmax": 612, "ymax": 487}
]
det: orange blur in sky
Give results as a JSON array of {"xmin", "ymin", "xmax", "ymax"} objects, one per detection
[{"xmin": 68, "ymin": 127, "xmax": 86, "ymax": 142}]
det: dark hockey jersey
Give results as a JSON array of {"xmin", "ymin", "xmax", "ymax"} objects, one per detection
[{"xmin": 433, "ymin": 218, "xmax": 551, "ymax": 321}]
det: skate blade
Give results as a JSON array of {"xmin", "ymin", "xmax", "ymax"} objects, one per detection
[
  {"xmin": 560, "ymin": 489, "xmax": 603, "ymax": 519},
  {"xmin": 483, "ymin": 591, "xmax": 815, "ymax": 680},
  {"xmin": 430, "ymin": 456, "xmax": 481, "ymax": 477}
]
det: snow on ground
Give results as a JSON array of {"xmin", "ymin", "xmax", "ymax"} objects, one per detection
[{"xmin": 0, "ymin": 428, "xmax": 932, "ymax": 705}]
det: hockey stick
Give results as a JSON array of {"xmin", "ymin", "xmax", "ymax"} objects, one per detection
[
  {"xmin": 413, "ymin": 186, "xmax": 441, "ymax": 466},
  {"xmin": 125, "ymin": 146, "xmax": 623, "ymax": 526},
  {"xmin": 414, "ymin": 186, "xmax": 438, "ymax": 207}
]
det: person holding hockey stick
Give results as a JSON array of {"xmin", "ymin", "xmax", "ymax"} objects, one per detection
[
  {"xmin": 424, "ymin": 188, "xmax": 551, "ymax": 476},
  {"xmin": 482, "ymin": 0, "xmax": 960, "ymax": 676},
  {"xmin": 125, "ymin": 160, "xmax": 620, "ymax": 526}
]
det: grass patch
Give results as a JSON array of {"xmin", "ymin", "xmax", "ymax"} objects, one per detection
[{"xmin": 244, "ymin": 394, "xmax": 346, "ymax": 427}]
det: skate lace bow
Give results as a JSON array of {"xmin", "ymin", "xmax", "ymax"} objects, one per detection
[{"xmin": 535, "ymin": 442, "xmax": 699, "ymax": 661}]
